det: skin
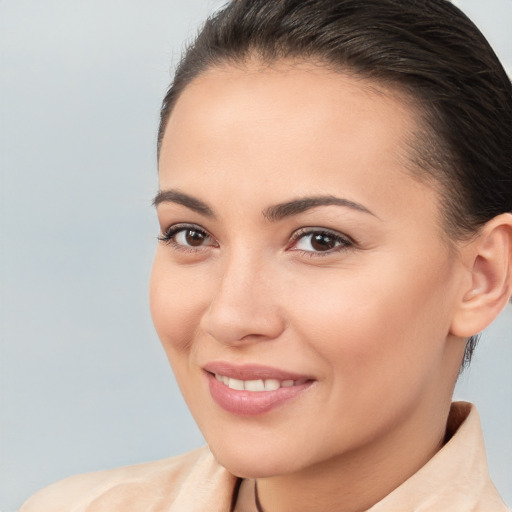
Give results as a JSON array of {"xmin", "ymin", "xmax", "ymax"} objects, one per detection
[{"xmin": 150, "ymin": 62, "xmax": 472, "ymax": 512}]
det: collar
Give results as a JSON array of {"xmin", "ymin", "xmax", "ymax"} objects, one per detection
[{"xmin": 367, "ymin": 401, "xmax": 507, "ymax": 511}]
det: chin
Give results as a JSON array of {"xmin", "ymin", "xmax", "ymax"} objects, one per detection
[
  {"xmin": 210, "ymin": 446, "xmax": 296, "ymax": 479},
  {"xmin": 201, "ymin": 425, "xmax": 321, "ymax": 479}
]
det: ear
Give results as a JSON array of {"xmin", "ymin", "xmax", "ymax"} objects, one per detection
[{"xmin": 450, "ymin": 213, "xmax": 512, "ymax": 338}]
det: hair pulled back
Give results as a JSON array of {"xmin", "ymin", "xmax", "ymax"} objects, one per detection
[{"xmin": 158, "ymin": 0, "xmax": 512, "ymax": 365}]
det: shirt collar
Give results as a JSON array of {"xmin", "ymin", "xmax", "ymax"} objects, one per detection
[{"xmin": 367, "ymin": 401, "xmax": 507, "ymax": 511}]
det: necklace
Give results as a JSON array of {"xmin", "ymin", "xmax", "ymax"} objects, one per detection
[{"xmin": 254, "ymin": 481, "xmax": 265, "ymax": 512}]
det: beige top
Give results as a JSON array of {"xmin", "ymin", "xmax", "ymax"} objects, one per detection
[{"xmin": 21, "ymin": 402, "xmax": 509, "ymax": 512}]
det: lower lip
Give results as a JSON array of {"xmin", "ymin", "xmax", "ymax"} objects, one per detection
[{"xmin": 206, "ymin": 373, "xmax": 313, "ymax": 416}]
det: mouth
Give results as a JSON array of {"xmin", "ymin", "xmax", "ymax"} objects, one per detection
[
  {"xmin": 203, "ymin": 362, "xmax": 315, "ymax": 416},
  {"xmin": 212, "ymin": 372, "xmax": 309, "ymax": 392}
]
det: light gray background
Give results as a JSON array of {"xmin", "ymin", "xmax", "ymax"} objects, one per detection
[{"xmin": 0, "ymin": 1, "xmax": 510, "ymax": 511}]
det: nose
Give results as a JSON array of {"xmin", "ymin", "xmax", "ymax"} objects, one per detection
[{"xmin": 200, "ymin": 253, "xmax": 286, "ymax": 346}]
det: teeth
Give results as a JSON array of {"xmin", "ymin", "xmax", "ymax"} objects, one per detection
[
  {"xmin": 264, "ymin": 379, "xmax": 280, "ymax": 391},
  {"xmin": 228, "ymin": 378, "xmax": 245, "ymax": 390},
  {"xmin": 215, "ymin": 374, "xmax": 302, "ymax": 392},
  {"xmin": 245, "ymin": 379, "xmax": 265, "ymax": 392}
]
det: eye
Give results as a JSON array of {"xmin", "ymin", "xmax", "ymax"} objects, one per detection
[
  {"xmin": 290, "ymin": 228, "xmax": 353, "ymax": 255},
  {"xmin": 158, "ymin": 224, "xmax": 216, "ymax": 250}
]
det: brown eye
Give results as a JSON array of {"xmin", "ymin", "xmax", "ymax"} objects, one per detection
[
  {"xmin": 159, "ymin": 224, "xmax": 214, "ymax": 249},
  {"xmin": 184, "ymin": 229, "xmax": 207, "ymax": 247},
  {"xmin": 310, "ymin": 233, "xmax": 336, "ymax": 251},
  {"xmin": 291, "ymin": 229, "xmax": 352, "ymax": 255}
]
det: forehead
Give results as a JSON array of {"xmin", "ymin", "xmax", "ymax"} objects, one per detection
[
  {"xmin": 161, "ymin": 61, "xmax": 418, "ymax": 172},
  {"xmin": 158, "ymin": 61, "xmax": 437, "ymax": 227}
]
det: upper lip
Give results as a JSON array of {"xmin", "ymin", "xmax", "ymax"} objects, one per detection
[{"xmin": 203, "ymin": 361, "xmax": 313, "ymax": 381}]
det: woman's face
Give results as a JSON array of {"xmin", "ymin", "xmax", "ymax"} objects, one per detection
[{"xmin": 150, "ymin": 62, "xmax": 467, "ymax": 478}]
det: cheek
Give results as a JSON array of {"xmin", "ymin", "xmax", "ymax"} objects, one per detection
[
  {"xmin": 288, "ymin": 255, "xmax": 456, "ymax": 388},
  {"xmin": 149, "ymin": 251, "xmax": 208, "ymax": 356}
]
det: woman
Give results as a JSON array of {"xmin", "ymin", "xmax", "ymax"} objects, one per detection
[{"xmin": 22, "ymin": 0, "xmax": 511, "ymax": 510}]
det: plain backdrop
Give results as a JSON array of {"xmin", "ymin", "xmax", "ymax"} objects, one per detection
[{"xmin": 1, "ymin": 1, "xmax": 511, "ymax": 511}]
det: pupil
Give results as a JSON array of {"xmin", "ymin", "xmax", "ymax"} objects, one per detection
[
  {"xmin": 185, "ymin": 230, "xmax": 205, "ymax": 246},
  {"xmin": 311, "ymin": 234, "xmax": 335, "ymax": 251}
]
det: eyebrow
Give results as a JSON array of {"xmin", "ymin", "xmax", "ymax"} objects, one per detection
[
  {"xmin": 153, "ymin": 189, "xmax": 377, "ymax": 221},
  {"xmin": 263, "ymin": 195, "xmax": 377, "ymax": 222},
  {"xmin": 153, "ymin": 189, "xmax": 215, "ymax": 218}
]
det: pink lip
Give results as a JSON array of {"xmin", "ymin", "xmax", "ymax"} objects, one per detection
[{"xmin": 203, "ymin": 362, "xmax": 314, "ymax": 416}]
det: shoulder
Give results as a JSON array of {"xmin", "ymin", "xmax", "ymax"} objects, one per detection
[{"xmin": 20, "ymin": 446, "xmax": 226, "ymax": 512}]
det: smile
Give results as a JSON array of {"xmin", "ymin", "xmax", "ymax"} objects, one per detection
[
  {"xmin": 213, "ymin": 373, "xmax": 308, "ymax": 392},
  {"xmin": 204, "ymin": 363, "xmax": 315, "ymax": 415}
]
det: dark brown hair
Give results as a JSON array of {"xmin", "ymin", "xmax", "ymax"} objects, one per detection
[{"xmin": 158, "ymin": 0, "xmax": 512, "ymax": 366}]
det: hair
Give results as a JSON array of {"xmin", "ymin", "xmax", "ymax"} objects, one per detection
[{"xmin": 158, "ymin": 0, "xmax": 512, "ymax": 367}]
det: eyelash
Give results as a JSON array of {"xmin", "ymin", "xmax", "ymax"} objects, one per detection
[
  {"xmin": 158, "ymin": 224, "xmax": 355, "ymax": 256},
  {"xmin": 158, "ymin": 223, "xmax": 217, "ymax": 253},
  {"xmin": 288, "ymin": 228, "xmax": 354, "ymax": 257}
]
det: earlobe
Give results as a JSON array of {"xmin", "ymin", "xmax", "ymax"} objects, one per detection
[{"xmin": 450, "ymin": 213, "xmax": 512, "ymax": 338}]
